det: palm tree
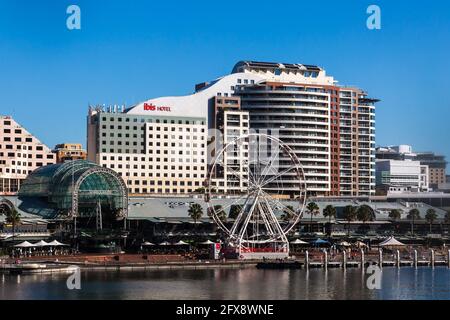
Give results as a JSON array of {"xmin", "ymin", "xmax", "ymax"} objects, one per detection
[
  {"xmin": 6, "ymin": 207, "xmax": 21, "ymax": 241},
  {"xmin": 425, "ymin": 208, "xmax": 437, "ymax": 233},
  {"xmin": 228, "ymin": 205, "xmax": 243, "ymax": 220},
  {"xmin": 389, "ymin": 209, "xmax": 402, "ymax": 221},
  {"xmin": 188, "ymin": 203, "xmax": 203, "ymax": 227},
  {"xmin": 343, "ymin": 205, "xmax": 357, "ymax": 236},
  {"xmin": 407, "ymin": 208, "xmax": 421, "ymax": 236},
  {"xmin": 306, "ymin": 202, "xmax": 320, "ymax": 233},
  {"xmin": 323, "ymin": 205, "xmax": 336, "ymax": 236},
  {"xmin": 357, "ymin": 205, "xmax": 374, "ymax": 223},
  {"xmin": 281, "ymin": 205, "xmax": 295, "ymax": 223}
]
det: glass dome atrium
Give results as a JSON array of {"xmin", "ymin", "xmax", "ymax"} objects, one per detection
[{"xmin": 19, "ymin": 161, "xmax": 128, "ymax": 218}]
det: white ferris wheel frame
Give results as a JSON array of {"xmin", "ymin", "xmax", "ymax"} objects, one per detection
[{"xmin": 205, "ymin": 133, "xmax": 307, "ymax": 247}]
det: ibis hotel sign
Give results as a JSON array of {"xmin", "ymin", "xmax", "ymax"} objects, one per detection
[{"xmin": 144, "ymin": 103, "xmax": 171, "ymax": 112}]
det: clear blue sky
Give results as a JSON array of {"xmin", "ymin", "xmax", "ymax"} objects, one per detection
[{"xmin": 1, "ymin": 0, "xmax": 449, "ymax": 168}]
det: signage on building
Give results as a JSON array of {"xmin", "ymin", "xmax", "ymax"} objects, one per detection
[{"xmin": 144, "ymin": 103, "xmax": 171, "ymax": 112}]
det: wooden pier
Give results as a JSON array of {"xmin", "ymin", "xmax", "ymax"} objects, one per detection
[{"xmin": 256, "ymin": 249, "xmax": 450, "ymax": 270}]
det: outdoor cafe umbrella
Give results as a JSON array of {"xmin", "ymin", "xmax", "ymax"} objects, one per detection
[
  {"xmin": 48, "ymin": 240, "xmax": 68, "ymax": 247},
  {"xmin": 354, "ymin": 241, "xmax": 368, "ymax": 248},
  {"xmin": 200, "ymin": 240, "xmax": 215, "ymax": 245},
  {"xmin": 142, "ymin": 241, "xmax": 155, "ymax": 246},
  {"xmin": 14, "ymin": 241, "xmax": 34, "ymax": 248},
  {"xmin": 379, "ymin": 236, "xmax": 405, "ymax": 248},
  {"xmin": 311, "ymin": 238, "xmax": 330, "ymax": 246},
  {"xmin": 338, "ymin": 241, "xmax": 352, "ymax": 247},
  {"xmin": 34, "ymin": 240, "xmax": 51, "ymax": 247},
  {"xmin": 174, "ymin": 240, "xmax": 189, "ymax": 246},
  {"xmin": 290, "ymin": 239, "xmax": 308, "ymax": 245},
  {"xmin": 158, "ymin": 241, "xmax": 170, "ymax": 246}
]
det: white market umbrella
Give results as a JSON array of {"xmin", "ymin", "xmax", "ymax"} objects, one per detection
[
  {"xmin": 34, "ymin": 240, "xmax": 50, "ymax": 247},
  {"xmin": 158, "ymin": 241, "xmax": 170, "ymax": 246},
  {"xmin": 48, "ymin": 240, "xmax": 68, "ymax": 247},
  {"xmin": 200, "ymin": 240, "xmax": 215, "ymax": 245},
  {"xmin": 354, "ymin": 241, "xmax": 368, "ymax": 248},
  {"xmin": 379, "ymin": 236, "xmax": 405, "ymax": 247},
  {"xmin": 338, "ymin": 241, "xmax": 352, "ymax": 247},
  {"xmin": 142, "ymin": 241, "xmax": 155, "ymax": 246},
  {"xmin": 290, "ymin": 239, "xmax": 308, "ymax": 245},
  {"xmin": 174, "ymin": 240, "xmax": 189, "ymax": 246},
  {"xmin": 14, "ymin": 241, "xmax": 34, "ymax": 248}
]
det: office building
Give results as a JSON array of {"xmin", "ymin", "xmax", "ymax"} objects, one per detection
[
  {"xmin": 376, "ymin": 145, "xmax": 447, "ymax": 190},
  {"xmin": 376, "ymin": 159, "xmax": 429, "ymax": 194}
]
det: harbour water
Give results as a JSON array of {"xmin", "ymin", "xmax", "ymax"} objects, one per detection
[{"xmin": 1, "ymin": 267, "xmax": 450, "ymax": 300}]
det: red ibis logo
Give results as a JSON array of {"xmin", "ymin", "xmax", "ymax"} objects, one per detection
[{"xmin": 144, "ymin": 103, "xmax": 171, "ymax": 112}]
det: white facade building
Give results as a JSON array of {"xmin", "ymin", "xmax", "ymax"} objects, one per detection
[
  {"xmin": 376, "ymin": 159, "xmax": 429, "ymax": 193},
  {"xmin": 0, "ymin": 116, "xmax": 56, "ymax": 194}
]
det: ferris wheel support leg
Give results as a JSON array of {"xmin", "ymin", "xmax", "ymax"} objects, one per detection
[{"xmin": 236, "ymin": 192, "xmax": 261, "ymax": 248}]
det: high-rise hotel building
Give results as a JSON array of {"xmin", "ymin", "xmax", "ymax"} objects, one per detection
[
  {"xmin": 87, "ymin": 61, "xmax": 378, "ymax": 196},
  {"xmin": 232, "ymin": 62, "xmax": 377, "ymax": 196}
]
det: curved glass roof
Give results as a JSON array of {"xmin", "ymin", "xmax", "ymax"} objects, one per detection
[{"xmin": 19, "ymin": 161, "xmax": 127, "ymax": 211}]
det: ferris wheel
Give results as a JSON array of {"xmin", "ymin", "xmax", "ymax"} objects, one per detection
[{"xmin": 205, "ymin": 133, "xmax": 307, "ymax": 259}]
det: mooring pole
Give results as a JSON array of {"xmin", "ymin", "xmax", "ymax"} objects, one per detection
[
  {"xmin": 305, "ymin": 250, "xmax": 309, "ymax": 269},
  {"xmin": 448, "ymin": 250, "xmax": 450, "ymax": 268},
  {"xmin": 414, "ymin": 250, "xmax": 418, "ymax": 268},
  {"xmin": 360, "ymin": 249, "xmax": 365, "ymax": 269},
  {"xmin": 431, "ymin": 249, "xmax": 435, "ymax": 268},
  {"xmin": 396, "ymin": 250, "xmax": 400, "ymax": 268},
  {"xmin": 378, "ymin": 248, "xmax": 383, "ymax": 268},
  {"xmin": 343, "ymin": 250, "xmax": 347, "ymax": 269},
  {"xmin": 323, "ymin": 249, "xmax": 328, "ymax": 269}
]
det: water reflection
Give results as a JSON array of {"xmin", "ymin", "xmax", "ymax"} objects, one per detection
[{"xmin": 0, "ymin": 267, "xmax": 448, "ymax": 300}]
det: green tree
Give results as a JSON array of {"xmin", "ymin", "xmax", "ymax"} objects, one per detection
[
  {"xmin": 188, "ymin": 203, "xmax": 203, "ymax": 226},
  {"xmin": 306, "ymin": 202, "xmax": 320, "ymax": 233},
  {"xmin": 343, "ymin": 205, "xmax": 357, "ymax": 236},
  {"xmin": 407, "ymin": 208, "xmax": 421, "ymax": 236},
  {"xmin": 425, "ymin": 208, "xmax": 437, "ymax": 233},
  {"xmin": 389, "ymin": 209, "xmax": 402, "ymax": 221},
  {"xmin": 6, "ymin": 207, "xmax": 21, "ymax": 240},
  {"xmin": 323, "ymin": 205, "xmax": 337, "ymax": 223},
  {"xmin": 323, "ymin": 205, "xmax": 337, "ymax": 236},
  {"xmin": 228, "ymin": 205, "xmax": 243, "ymax": 220},
  {"xmin": 357, "ymin": 205, "xmax": 374, "ymax": 223},
  {"xmin": 281, "ymin": 205, "xmax": 295, "ymax": 223}
]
